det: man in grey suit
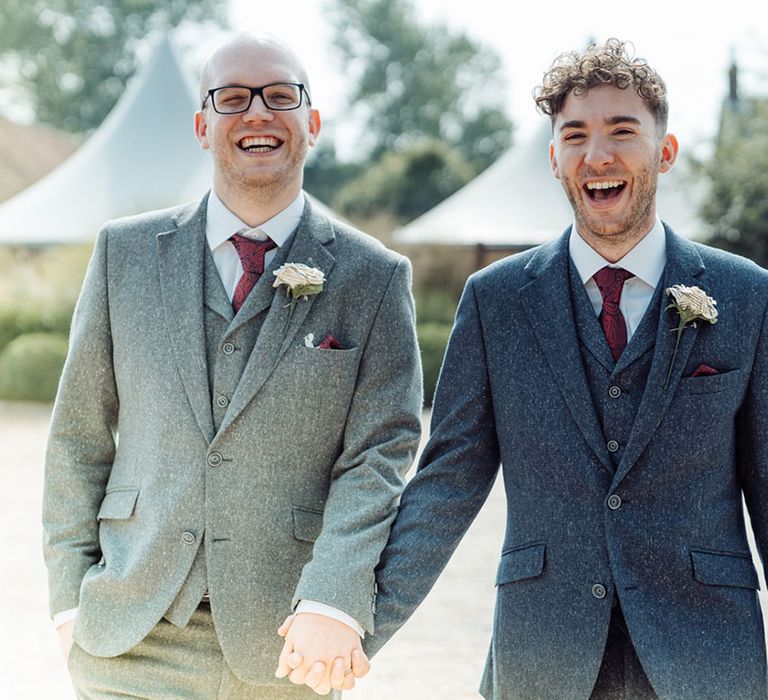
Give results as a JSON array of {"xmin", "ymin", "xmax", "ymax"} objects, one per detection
[
  {"xmin": 364, "ymin": 39, "xmax": 768, "ymax": 699},
  {"xmin": 43, "ymin": 32, "xmax": 422, "ymax": 698}
]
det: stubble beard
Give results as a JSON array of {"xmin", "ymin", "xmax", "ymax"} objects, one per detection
[
  {"xmin": 217, "ymin": 137, "xmax": 309, "ymax": 207},
  {"xmin": 564, "ymin": 166, "xmax": 659, "ymax": 249}
]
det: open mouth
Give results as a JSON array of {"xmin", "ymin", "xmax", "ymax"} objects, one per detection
[
  {"xmin": 238, "ymin": 136, "xmax": 282, "ymax": 153},
  {"xmin": 584, "ymin": 180, "xmax": 626, "ymax": 202}
]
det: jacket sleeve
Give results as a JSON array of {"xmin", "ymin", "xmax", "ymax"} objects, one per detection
[
  {"xmin": 42, "ymin": 228, "xmax": 118, "ymax": 618},
  {"xmin": 737, "ymin": 296, "xmax": 768, "ymax": 566},
  {"xmin": 364, "ymin": 275, "xmax": 501, "ymax": 654},
  {"xmin": 292, "ymin": 256, "xmax": 423, "ymax": 634}
]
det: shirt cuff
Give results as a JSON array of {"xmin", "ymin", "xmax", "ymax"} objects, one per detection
[
  {"xmin": 295, "ymin": 600, "xmax": 365, "ymax": 638},
  {"xmin": 53, "ymin": 607, "xmax": 78, "ymax": 628}
]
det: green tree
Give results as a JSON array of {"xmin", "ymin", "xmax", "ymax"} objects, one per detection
[
  {"xmin": 327, "ymin": 0, "xmax": 513, "ymax": 174},
  {"xmin": 333, "ymin": 139, "xmax": 474, "ymax": 223},
  {"xmin": 0, "ymin": 0, "xmax": 226, "ymax": 133},
  {"xmin": 700, "ymin": 100, "xmax": 768, "ymax": 268},
  {"xmin": 303, "ymin": 140, "xmax": 364, "ymax": 207}
]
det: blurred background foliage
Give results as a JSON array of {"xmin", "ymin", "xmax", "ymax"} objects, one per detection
[
  {"xmin": 0, "ymin": 0, "xmax": 226, "ymax": 133},
  {"xmin": 0, "ymin": 245, "xmax": 90, "ymax": 401},
  {"xmin": 694, "ymin": 100, "xmax": 768, "ymax": 268}
]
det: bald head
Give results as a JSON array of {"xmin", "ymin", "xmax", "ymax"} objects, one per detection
[{"xmin": 199, "ymin": 33, "xmax": 311, "ymax": 104}]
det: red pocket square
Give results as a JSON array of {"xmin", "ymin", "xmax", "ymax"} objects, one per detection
[
  {"xmin": 317, "ymin": 334, "xmax": 341, "ymax": 350},
  {"xmin": 691, "ymin": 364, "xmax": 719, "ymax": 377}
]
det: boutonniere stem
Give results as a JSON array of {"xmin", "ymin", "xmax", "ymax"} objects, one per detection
[{"xmin": 664, "ymin": 285, "xmax": 718, "ymax": 389}]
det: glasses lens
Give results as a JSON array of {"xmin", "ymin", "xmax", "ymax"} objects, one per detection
[
  {"xmin": 263, "ymin": 84, "xmax": 302, "ymax": 110},
  {"xmin": 212, "ymin": 87, "xmax": 252, "ymax": 113}
]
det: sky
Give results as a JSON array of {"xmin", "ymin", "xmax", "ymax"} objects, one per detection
[{"xmin": 217, "ymin": 0, "xmax": 767, "ymax": 159}]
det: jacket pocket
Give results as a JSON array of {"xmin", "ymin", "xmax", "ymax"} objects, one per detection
[
  {"xmin": 495, "ymin": 542, "xmax": 546, "ymax": 586},
  {"xmin": 690, "ymin": 547, "xmax": 759, "ymax": 590},
  {"xmin": 678, "ymin": 368, "xmax": 744, "ymax": 395},
  {"xmin": 292, "ymin": 506, "xmax": 324, "ymax": 543},
  {"xmin": 97, "ymin": 488, "xmax": 139, "ymax": 520}
]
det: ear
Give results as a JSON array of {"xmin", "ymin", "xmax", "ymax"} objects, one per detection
[
  {"xmin": 308, "ymin": 109, "xmax": 321, "ymax": 148},
  {"xmin": 549, "ymin": 140, "xmax": 560, "ymax": 180},
  {"xmin": 194, "ymin": 110, "xmax": 210, "ymax": 150},
  {"xmin": 658, "ymin": 133, "xmax": 678, "ymax": 173}
]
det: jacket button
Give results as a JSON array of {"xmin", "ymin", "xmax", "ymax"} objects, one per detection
[
  {"xmin": 207, "ymin": 452, "xmax": 223, "ymax": 467},
  {"xmin": 607, "ymin": 440, "xmax": 620, "ymax": 453},
  {"xmin": 181, "ymin": 531, "xmax": 196, "ymax": 545},
  {"xmin": 222, "ymin": 342, "xmax": 236, "ymax": 355},
  {"xmin": 607, "ymin": 494, "xmax": 622, "ymax": 510},
  {"xmin": 592, "ymin": 583, "xmax": 607, "ymax": 599},
  {"xmin": 215, "ymin": 395, "xmax": 229, "ymax": 408},
  {"xmin": 608, "ymin": 385, "xmax": 621, "ymax": 398}
]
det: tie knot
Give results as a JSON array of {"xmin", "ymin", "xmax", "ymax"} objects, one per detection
[
  {"xmin": 593, "ymin": 266, "xmax": 634, "ymax": 304},
  {"xmin": 230, "ymin": 233, "xmax": 276, "ymax": 275}
]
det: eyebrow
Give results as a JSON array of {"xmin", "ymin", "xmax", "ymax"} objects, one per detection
[{"xmin": 559, "ymin": 115, "xmax": 642, "ymax": 132}]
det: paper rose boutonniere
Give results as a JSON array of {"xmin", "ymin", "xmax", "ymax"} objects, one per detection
[
  {"xmin": 664, "ymin": 284, "xmax": 718, "ymax": 388},
  {"xmin": 272, "ymin": 263, "xmax": 325, "ymax": 346},
  {"xmin": 273, "ymin": 263, "xmax": 325, "ymax": 301}
]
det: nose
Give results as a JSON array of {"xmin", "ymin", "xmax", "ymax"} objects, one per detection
[
  {"xmin": 242, "ymin": 94, "xmax": 274, "ymax": 122},
  {"xmin": 583, "ymin": 135, "xmax": 614, "ymax": 168}
]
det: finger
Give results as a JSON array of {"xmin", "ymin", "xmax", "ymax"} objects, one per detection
[
  {"xmin": 296, "ymin": 660, "xmax": 325, "ymax": 689},
  {"xmin": 289, "ymin": 660, "xmax": 314, "ymax": 685},
  {"xmin": 287, "ymin": 651, "xmax": 304, "ymax": 669},
  {"xmin": 329, "ymin": 657, "xmax": 348, "ymax": 691},
  {"xmin": 277, "ymin": 614, "xmax": 295, "ymax": 638},
  {"xmin": 341, "ymin": 670, "xmax": 356, "ymax": 691},
  {"xmin": 275, "ymin": 641, "xmax": 295, "ymax": 678},
  {"xmin": 351, "ymin": 647, "xmax": 371, "ymax": 678}
]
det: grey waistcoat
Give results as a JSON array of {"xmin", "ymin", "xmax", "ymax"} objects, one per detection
[{"xmin": 164, "ymin": 243, "xmax": 290, "ymax": 627}]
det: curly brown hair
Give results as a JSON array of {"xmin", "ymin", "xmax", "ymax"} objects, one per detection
[{"xmin": 534, "ymin": 38, "xmax": 668, "ymax": 133}]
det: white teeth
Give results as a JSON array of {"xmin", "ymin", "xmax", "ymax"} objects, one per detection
[
  {"xmin": 586, "ymin": 180, "xmax": 624, "ymax": 190},
  {"xmin": 240, "ymin": 136, "xmax": 280, "ymax": 149}
]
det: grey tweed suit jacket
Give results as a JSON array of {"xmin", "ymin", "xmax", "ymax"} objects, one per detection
[
  {"xmin": 43, "ymin": 194, "xmax": 422, "ymax": 684},
  {"xmin": 368, "ymin": 226, "xmax": 768, "ymax": 699}
]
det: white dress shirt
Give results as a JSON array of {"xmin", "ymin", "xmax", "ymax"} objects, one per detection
[
  {"xmin": 55, "ymin": 189, "xmax": 364, "ymax": 638},
  {"xmin": 568, "ymin": 218, "xmax": 667, "ymax": 340},
  {"xmin": 206, "ymin": 189, "xmax": 304, "ymax": 300}
]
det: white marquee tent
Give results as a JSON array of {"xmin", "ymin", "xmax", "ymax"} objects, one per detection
[
  {"xmin": 394, "ymin": 122, "xmax": 705, "ymax": 248},
  {"xmin": 0, "ymin": 36, "xmax": 210, "ymax": 244}
]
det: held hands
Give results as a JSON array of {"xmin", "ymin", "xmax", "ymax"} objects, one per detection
[{"xmin": 275, "ymin": 613, "xmax": 371, "ymax": 695}]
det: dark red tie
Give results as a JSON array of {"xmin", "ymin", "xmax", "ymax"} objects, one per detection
[
  {"xmin": 230, "ymin": 233, "xmax": 276, "ymax": 313},
  {"xmin": 593, "ymin": 266, "xmax": 634, "ymax": 362}
]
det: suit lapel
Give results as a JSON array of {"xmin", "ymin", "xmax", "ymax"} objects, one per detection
[
  {"xmin": 612, "ymin": 281, "xmax": 663, "ymax": 375},
  {"xmin": 216, "ymin": 202, "xmax": 336, "ymax": 436},
  {"xmin": 203, "ymin": 243, "xmax": 234, "ymax": 322},
  {"xmin": 613, "ymin": 226, "xmax": 706, "ymax": 485},
  {"xmin": 520, "ymin": 230, "xmax": 613, "ymax": 474},
  {"xmin": 568, "ymin": 258, "xmax": 616, "ymax": 372},
  {"xmin": 157, "ymin": 196, "xmax": 215, "ymax": 443}
]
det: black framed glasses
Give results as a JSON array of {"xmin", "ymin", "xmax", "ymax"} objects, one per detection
[{"xmin": 202, "ymin": 82, "xmax": 310, "ymax": 113}]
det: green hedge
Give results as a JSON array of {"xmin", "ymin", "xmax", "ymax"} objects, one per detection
[
  {"xmin": 417, "ymin": 322, "xmax": 452, "ymax": 407},
  {"xmin": 0, "ymin": 332, "xmax": 69, "ymax": 402},
  {"xmin": 0, "ymin": 304, "xmax": 72, "ymax": 353}
]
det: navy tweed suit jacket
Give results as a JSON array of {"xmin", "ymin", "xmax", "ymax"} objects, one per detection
[{"xmin": 368, "ymin": 226, "xmax": 768, "ymax": 700}]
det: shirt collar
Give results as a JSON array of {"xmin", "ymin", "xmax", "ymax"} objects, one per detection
[
  {"xmin": 205, "ymin": 190, "xmax": 306, "ymax": 251},
  {"xmin": 568, "ymin": 217, "xmax": 666, "ymax": 288}
]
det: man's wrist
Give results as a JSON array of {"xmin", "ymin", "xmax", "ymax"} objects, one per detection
[
  {"xmin": 53, "ymin": 607, "xmax": 78, "ymax": 628},
  {"xmin": 295, "ymin": 600, "xmax": 365, "ymax": 638}
]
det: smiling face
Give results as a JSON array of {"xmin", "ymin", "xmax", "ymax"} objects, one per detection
[
  {"xmin": 549, "ymin": 84, "xmax": 677, "ymax": 259},
  {"xmin": 194, "ymin": 36, "xmax": 320, "ymax": 216}
]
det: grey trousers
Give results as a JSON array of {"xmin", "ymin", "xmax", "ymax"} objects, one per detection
[
  {"xmin": 590, "ymin": 603, "xmax": 658, "ymax": 700},
  {"xmin": 68, "ymin": 603, "xmax": 320, "ymax": 700}
]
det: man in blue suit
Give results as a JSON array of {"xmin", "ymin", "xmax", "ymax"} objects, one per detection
[{"xmin": 366, "ymin": 39, "xmax": 768, "ymax": 699}]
